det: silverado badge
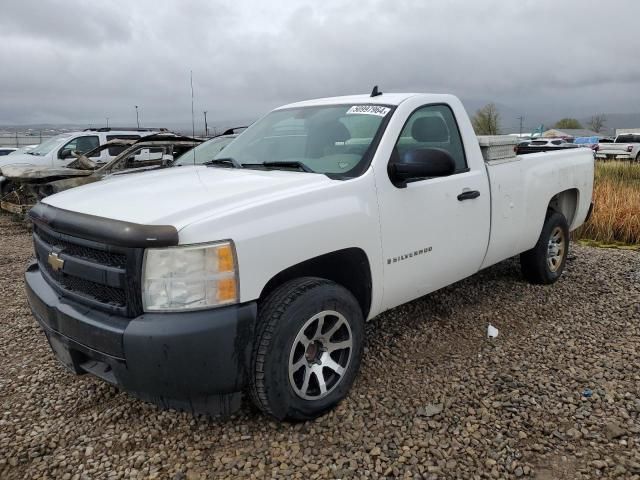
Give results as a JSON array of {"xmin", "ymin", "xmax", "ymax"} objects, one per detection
[{"xmin": 47, "ymin": 252, "xmax": 65, "ymax": 272}]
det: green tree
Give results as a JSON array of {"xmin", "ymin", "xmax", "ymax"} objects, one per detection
[
  {"xmin": 471, "ymin": 103, "xmax": 500, "ymax": 135},
  {"xmin": 554, "ymin": 118, "xmax": 583, "ymax": 129}
]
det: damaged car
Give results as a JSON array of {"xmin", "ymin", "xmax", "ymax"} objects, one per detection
[{"xmin": 0, "ymin": 134, "xmax": 203, "ymax": 214}]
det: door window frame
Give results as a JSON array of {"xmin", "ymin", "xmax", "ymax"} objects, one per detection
[
  {"xmin": 388, "ymin": 103, "xmax": 469, "ymax": 186},
  {"xmin": 60, "ymin": 135, "xmax": 100, "ymax": 158}
]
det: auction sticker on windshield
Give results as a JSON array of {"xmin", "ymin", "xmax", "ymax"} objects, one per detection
[{"xmin": 346, "ymin": 105, "xmax": 390, "ymax": 117}]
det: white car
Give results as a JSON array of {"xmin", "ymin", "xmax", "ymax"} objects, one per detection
[
  {"xmin": 0, "ymin": 147, "xmax": 18, "ymax": 156},
  {"xmin": 172, "ymin": 134, "xmax": 238, "ymax": 166},
  {"xmin": 0, "ymin": 128, "xmax": 163, "ymax": 170},
  {"xmin": 24, "ymin": 91, "xmax": 594, "ymax": 420}
]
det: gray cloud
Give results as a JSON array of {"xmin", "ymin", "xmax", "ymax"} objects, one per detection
[{"xmin": 1, "ymin": 0, "xmax": 639, "ymax": 132}]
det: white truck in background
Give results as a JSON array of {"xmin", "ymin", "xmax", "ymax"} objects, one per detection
[
  {"xmin": 25, "ymin": 91, "xmax": 594, "ymax": 421},
  {"xmin": 597, "ymin": 132, "xmax": 640, "ymax": 161}
]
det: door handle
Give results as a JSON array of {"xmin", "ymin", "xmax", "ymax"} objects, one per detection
[{"xmin": 457, "ymin": 190, "xmax": 480, "ymax": 201}]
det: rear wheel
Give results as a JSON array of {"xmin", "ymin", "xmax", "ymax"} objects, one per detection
[
  {"xmin": 520, "ymin": 211, "xmax": 569, "ymax": 284},
  {"xmin": 249, "ymin": 277, "xmax": 364, "ymax": 420}
]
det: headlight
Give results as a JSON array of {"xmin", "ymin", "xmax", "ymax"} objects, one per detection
[{"xmin": 142, "ymin": 241, "xmax": 238, "ymax": 312}]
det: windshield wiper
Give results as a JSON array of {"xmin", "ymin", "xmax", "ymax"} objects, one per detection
[
  {"xmin": 202, "ymin": 157, "xmax": 242, "ymax": 169},
  {"xmin": 244, "ymin": 161, "xmax": 315, "ymax": 173}
]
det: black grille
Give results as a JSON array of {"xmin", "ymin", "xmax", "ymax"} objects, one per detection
[
  {"xmin": 32, "ymin": 224, "xmax": 143, "ymax": 317},
  {"xmin": 35, "ymin": 226, "xmax": 127, "ymax": 268},
  {"xmin": 43, "ymin": 262, "xmax": 127, "ymax": 307}
]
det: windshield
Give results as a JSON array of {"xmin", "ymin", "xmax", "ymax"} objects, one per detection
[
  {"xmin": 212, "ymin": 104, "xmax": 392, "ymax": 177},
  {"xmin": 616, "ymin": 134, "xmax": 640, "ymax": 143},
  {"xmin": 173, "ymin": 136, "xmax": 236, "ymax": 166},
  {"xmin": 27, "ymin": 134, "xmax": 73, "ymax": 156}
]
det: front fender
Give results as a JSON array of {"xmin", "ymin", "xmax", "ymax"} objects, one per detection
[{"xmin": 178, "ymin": 172, "xmax": 385, "ymax": 318}]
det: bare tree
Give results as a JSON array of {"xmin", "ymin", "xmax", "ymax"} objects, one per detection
[
  {"xmin": 471, "ymin": 103, "xmax": 500, "ymax": 135},
  {"xmin": 587, "ymin": 114, "xmax": 606, "ymax": 133}
]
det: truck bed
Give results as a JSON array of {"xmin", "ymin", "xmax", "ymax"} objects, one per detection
[{"xmin": 481, "ymin": 148, "xmax": 594, "ymax": 269}]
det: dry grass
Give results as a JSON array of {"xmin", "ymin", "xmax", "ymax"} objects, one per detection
[{"xmin": 573, "ymin": 161, "xmax": 640, "ymax": 246}]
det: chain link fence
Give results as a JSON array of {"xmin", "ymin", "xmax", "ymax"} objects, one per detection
[{"xmin": 0, "ymin": 133, "xmax": 54, "ymax": 148}]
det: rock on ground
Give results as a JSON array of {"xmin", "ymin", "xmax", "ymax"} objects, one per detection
[{"xmin": 0, "ymin": 214, "xmax": 639, "ymax": 479}]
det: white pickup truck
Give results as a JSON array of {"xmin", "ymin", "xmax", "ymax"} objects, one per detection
[
  {"xmin": 25, "ymin": 92, "xmax": 594, "ymax": 420},
  {"xmin": 596, "ymin": 132, "xmax": 640, "ymax": 161}
]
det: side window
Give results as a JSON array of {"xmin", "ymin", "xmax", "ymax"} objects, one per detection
[
  {"xmin": 395, "ymin": 105, "xmax": 467, "ymax": 172},
  {"xmin": 115, "ymin": 146, "xmax": 166, "ymax": 171},
  {"xmin": 106, "ymin": 135, "xmax": 140, "ymax": 156},
  {"xmin": 62, "ymin": 136, "xmax": 100, "ymax": 157}
]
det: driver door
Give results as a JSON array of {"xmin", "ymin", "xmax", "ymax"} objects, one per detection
[{"xmin": 375, "ymin": 104, "xmax": 491, "ymax": 310}]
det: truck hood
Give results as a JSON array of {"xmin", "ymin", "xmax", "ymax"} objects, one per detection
[{"xmin": 43, "ymin": 166, "xmax": 334, "ymax": 229}]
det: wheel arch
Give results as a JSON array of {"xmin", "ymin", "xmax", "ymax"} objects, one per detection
[
  {"xmin": 547, "ymin": 188, "xmax": 579, "ymax": 229},
  {"xmin": 258, "ymin": 248, "xmax": 373, "ymax": 319}
]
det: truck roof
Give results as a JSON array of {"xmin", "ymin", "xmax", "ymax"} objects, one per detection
[{"xmin": 278, "ymin": 93, "xmax": 455, "ymax": 109}]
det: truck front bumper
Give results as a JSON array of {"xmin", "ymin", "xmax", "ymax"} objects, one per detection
[{"xmin": 25, "ymin": 261, "xmax": 257, "ymax": 416}]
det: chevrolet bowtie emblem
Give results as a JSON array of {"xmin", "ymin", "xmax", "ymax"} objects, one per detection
[{"xmin": 47, "ymin": 252, "xmax": 65, "ymax": 272}]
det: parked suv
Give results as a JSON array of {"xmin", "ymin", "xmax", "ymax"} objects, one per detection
[{"xmin": 0, "ymin": 128, "xmax": 165, "ymax": 170}]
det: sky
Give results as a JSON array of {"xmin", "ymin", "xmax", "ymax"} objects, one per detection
[{"xmin": 1, "ymin": 0, "xmax": 639, "ymax": 132}]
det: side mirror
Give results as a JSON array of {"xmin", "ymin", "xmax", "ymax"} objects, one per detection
[
  {"xmin": 59, "ymin": 149, "xmax": 73, "ymax": 159},
  {"xmin": 389, "ymin": 148, "xmax": 456, "ymax": 188}
]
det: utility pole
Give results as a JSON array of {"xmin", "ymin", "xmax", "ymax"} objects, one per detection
[
  {"xmin": 190, "ymin": 71, "xmax": 195, "ymax": 140},
  {"xmin": 203, "ymin": 111, "xmax": 209, "ymax": 137},
  {"xmin": 517, "ymin": 116, "xmax": 524, "ymax": 136},
  {"xmin": 135, "ymin": 105, "xmax": 140, "ymax": 128},
  {"xmin": 106, "ymin": 117, "xmax": 109, "ymax": 128}
]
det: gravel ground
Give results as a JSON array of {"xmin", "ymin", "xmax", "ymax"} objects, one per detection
[{"xmin": 1, "ymin": 213, "xmax": 639, "ymax": 480}]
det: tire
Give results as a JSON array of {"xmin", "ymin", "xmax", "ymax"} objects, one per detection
[
  {"xmin": 249, "ymin": 277, "xmax": 364, "ymax": 421},
  {"xmin": 520, "ymin": 211, "xmax": 569, "ymax": 285}
]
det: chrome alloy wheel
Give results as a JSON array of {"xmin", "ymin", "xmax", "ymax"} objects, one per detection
[
  {"xmin": 547, "ymin": 226, "xmax": 566, "ymax": 272},
  {"xmin": 288, "ymin": 310, "xmax": 353, "ymax": 400}
]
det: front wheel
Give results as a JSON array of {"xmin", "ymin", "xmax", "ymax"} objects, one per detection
[
  {"xmin": 520, "ymin": 211, "xmax": 569, "ymax": 284},
  {"xmin": 249, "ymin": 277, "xmax": 364, "ymax": 420}
]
